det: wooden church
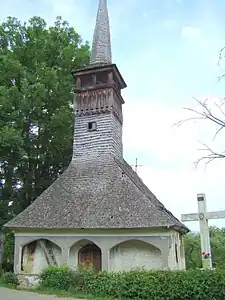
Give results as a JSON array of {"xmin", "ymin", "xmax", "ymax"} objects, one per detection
[{"xmin": 5, "ymin": 0, "xmax": 188, "ymax": 276}]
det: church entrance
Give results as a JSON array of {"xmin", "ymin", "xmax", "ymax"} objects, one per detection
[{"xmin": 78, "ymin": 243, "xmax": 101, "ymax": 272}]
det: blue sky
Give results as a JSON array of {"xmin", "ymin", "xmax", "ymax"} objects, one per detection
[{"xmin": 1, "ymin": 0, "xmax": 225, "ymax": 231}]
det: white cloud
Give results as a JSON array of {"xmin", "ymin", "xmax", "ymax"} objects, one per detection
[{"xmin": 181, "ymin": 26, "xmax": 201, "ymax": 38}]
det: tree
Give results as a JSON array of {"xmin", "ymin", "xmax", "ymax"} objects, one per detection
[
  {"xmin": 184, "ymin": 232, "xmax": 202, "ymax": 269},
  {"xmin": 0, "ymin": 16, "xmax": 90, "ymax": 229},
  {"xmin": 184, "ymin": 227, "xmax": 225, "ymax": 269},
  {"xmin": 176, "ymin": 49, "xmax": 225, "ymax": 166},
  {"xmin": 177, "ymin": 97, "xmax": 225, "ymax": 166}
]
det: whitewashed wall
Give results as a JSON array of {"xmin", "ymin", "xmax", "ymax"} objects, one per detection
[
  {"xmin": 168, "ymin": 232, "xmax": 186, "ymax": 270},
  {"xmin": 22, "ymin": 241, "xmax": 62, "ymax": 274},
  {"xmin": 32, "ymin": 243, "xmax": 48, "ymax": 274},
  {"xmin": 68, "ymin": 244, "xmax": 79, "ymax": 269},
  {"xmin": 109, "ymin": 240, "xmax": 162, "ymax": 271}
]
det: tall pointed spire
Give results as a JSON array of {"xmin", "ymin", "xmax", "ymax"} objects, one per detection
[{"xmin": 90, "ymin": 0, "xmax": 112, "ymax": 65}]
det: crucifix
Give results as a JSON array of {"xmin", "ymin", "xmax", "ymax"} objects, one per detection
[{"xmin": 181, "ymin": 193, "xmax": 225, "ymax": 269}]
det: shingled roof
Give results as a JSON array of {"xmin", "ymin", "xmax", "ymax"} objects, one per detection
[
  {"xmin": 5, "ymin": 157, "xmax": 188, "ymax": 233},
  {"xmin": 4, "ymin": 0, "xmax": 189, "ymax": 234}
]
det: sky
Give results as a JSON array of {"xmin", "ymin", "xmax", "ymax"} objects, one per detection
[{"xmin": 1, "ymin": 0, "xmax": 225, "ymax": 231}]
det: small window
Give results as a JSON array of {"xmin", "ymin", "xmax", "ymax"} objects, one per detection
[{"xmin": 88, "ymin": 121, "xmax": 97, "ymax": 131}]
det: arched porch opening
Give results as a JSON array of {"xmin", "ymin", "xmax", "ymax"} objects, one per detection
[
  {"xmin": 21, "ymin": 239, "xmax": 61, "ymax": 274},
  {"xmin": 109, "ymin": 239, "xmax": 162, "ymax": 272},
  {"xmin": 69, "ymin": 239, "xmax": 102, "ymax": 272}
]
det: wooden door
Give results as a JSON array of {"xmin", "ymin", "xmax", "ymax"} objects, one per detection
[{"xmin": 78, "ymin": 244, "xmax": 101, "ymax": 272}]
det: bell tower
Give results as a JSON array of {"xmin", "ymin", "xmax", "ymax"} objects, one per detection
[{"xmin": 72, "ymin": 0, "xmax": 127, "ymax": 162}]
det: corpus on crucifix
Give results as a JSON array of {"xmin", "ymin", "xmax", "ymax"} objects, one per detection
[{"xmin": 181, "ymin": 193, "xmax": 225, "ymax": 269}]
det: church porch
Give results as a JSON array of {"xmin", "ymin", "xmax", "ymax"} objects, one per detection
[{"xmin": 13, "ymin": 229, "xmax": 183, "ymax": 275}]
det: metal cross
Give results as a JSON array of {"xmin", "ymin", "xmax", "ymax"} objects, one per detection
[{"xmin": 131, "ymin": 158, "xmax": 143, "ymax": 173}]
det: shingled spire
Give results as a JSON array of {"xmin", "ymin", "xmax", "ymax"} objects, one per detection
[
  {"xmin": 90, "ymin": 0, "xmax": 112, "ymax": 65},
  {"xmin": 4, "ymin": 0, "xmax": 188, "ymax": 236}
]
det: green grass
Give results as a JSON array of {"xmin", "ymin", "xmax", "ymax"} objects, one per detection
[
  {"xmin": 0, "ymin": 276, "xmax": 6, "ymax": 287},
  {"xmin": 23, "ymin": 286, "xmax": 116, "ymax": 300},
  {"xmin": 0, "ymin": 273, "xmax": 114, "ymax": 299}
]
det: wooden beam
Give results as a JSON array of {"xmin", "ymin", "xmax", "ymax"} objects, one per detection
[
  {"xmin": 181, "ymin": 213, "xmax": 199, "ymax": 222},
  {"xmin": 181, "ymin": 210, "xmax": 225, "ymax": 222},
  {"xmin": 206, "ymin": 210, "xmax": 225, "ymax": 220}
]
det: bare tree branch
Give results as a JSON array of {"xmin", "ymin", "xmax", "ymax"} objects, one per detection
[
  {"xmin": 175, "ymin": 97, "xmax": 225, "ymax": 166},
  {"xmin": 194, "ymin": 143, "xmax": 225, "ymax": 167}
]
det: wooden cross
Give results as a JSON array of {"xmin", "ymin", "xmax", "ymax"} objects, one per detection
[
  {"xmin": 131, "ymin": 158, "xmax": 143, "ymax": 173},
  {"xmin": 181, "ymin": 193, "xmax": 225, "ymax": 269}
]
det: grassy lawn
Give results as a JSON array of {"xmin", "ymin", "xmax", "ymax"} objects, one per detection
[
  {"xmin": 21, "ymin": 286, "xmax": 116, "ymax": 300},
  {"xmin": 0, "ymin": 275, "xmax": 113, "ymax": 299}
]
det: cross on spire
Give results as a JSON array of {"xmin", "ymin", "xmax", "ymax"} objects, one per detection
[
  {"xmin": 90, "ymin": 0, "xmax": 112, "ymax": 65},
  {"xmin": 131, "ymin": 158, "xmax": 143, "ymax": 173}
]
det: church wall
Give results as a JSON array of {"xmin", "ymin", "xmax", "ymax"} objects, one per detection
[
  {"xmin": 68, "ymin": 240, "xmax": 89, "ymax": 269},
  {"xmin": 168, "ymin": 231, "xmax": 186, "ymax": 270},
  {"xmin": 109, "ymin": 240, "xmax": 162, "ymax": 271},
  {"xmin": 21, "ymin": 241, "xmax": 62, "ymax": 275},
  {"xmin": 72, "ymin": 112, "xmax": 123, "ymax": 161},
  {"xmin": 32, "ymin": 243, "xmax": 62, "ymax": 274},
  {"xmin": 14, "ymin": 228, "xmax": 186, "ymax": 273},
  {"xmin": 32, "ymin": 242, "xmax": 48, "ymax": 274}
]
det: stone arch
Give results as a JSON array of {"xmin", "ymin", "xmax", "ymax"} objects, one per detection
[
  {"xmin": 21, "ymin": 239, "xmax": 62, "ymax": 274},
  {"xmin": 109, "ymin": 239, "xmax": 162, "ymax": 272},
  {"xmin": 20, "ymin": 237, "xmax": 62, "ymax": 249},
  {"xmin": 69, "ymin": 239, "xmax": 102, "ymax": 272}
]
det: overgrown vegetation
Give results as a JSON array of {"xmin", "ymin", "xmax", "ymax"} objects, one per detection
[
  {"xmin": 184, "ymin": 226, "xmax": 225, "ymax": 269},
  {"xmin": 38, "ymin": 265, "xmax": 225, "ymax": 300},
  {"xmin": 0, "ymin": 272, "xmax": 19, "ymax": 287}
]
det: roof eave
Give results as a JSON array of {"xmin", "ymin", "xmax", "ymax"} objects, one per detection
[{"xmin": 170, "ymin": 224, "xmax": 190, "ymax": 234}]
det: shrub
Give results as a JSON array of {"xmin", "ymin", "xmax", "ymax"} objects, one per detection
[
  {"xmin": 39, "ymin": 265, "xmax": 74, "ymax": 290},
  {"xmin": 89, "ymin": 269, "xmax": 225, "ymax": 300},
  {"xmin": 72, "ymin": 264, "xmax": 95, "ymax": 292},
  {"xmin": 39, "ymin": 267, "xmax": 225, "ymax": 300},
  {"xmin": 2, "ymin": 272, "xmax": 19, "ymax": 286}
]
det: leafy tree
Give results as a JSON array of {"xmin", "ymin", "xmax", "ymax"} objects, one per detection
[
  {"xmin": 184, "ymin": 226, "xmax": 225, "ymax": 269},
  {"xmin": 184, "ymin": 232, "xmax": 202, "ymax": 269},
  {"xmin": 0, "ymin": 16, "xmax": 90, "ymax": 228},
  {"xmin": 2, "ymin": 230, "xmax": 14, "ymax": 271}
]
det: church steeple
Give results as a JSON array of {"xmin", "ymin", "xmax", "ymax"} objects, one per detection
[
  {"xmin": 72, "ymin": 0, "xmax": 127, "ymax": 162},
  {"xmin": 90, "ymin": 0, "xmax": 112, "ymax": 65}
]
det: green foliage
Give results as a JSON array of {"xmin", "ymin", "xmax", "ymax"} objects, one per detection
[
  {"xmin": 39, "ymin": 265, "xmax": 95, "ymax": 292},
  {"xmin": 184, "ymin": 232, "xmax": 202, "ymax": 269},
  {"xmin": 39, "ymin": 265, "xmax": 75, "ymax": 290},
  {"xmin": 184, "ymin": 227, "xmax": 225, "ymax": 269},
  {"xmin": 39, "ymin": 266, "xmax": 225, "ymax": 300},
  {"xmin": 0, "ymin": 16, "xmax": 89, "ymax": 228},
  {"xmin": 1, "ymin": 272, "xmax": 19, "ymax": 286},
  {"xmin": 3, "ymin": 231, "xmax": 14, "ymax": 266},
  {"xmin": 71, "ymin": 264, "xmax": 95, "ymax": 292}
]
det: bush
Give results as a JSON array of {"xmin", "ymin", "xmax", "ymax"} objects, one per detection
[
  {"xmin": 39, "ymin": 264, "xmax": 95, "ymax": 292},
  {"xmin": 39, "ymin": 265, "xmax": 75, "ymax": 290},
  {"xmin": 39, "ymin": 267, "xmax": 225, "ymax": 300},
  {"xmin": 72, "ymin": 264, "xmax": 95, "ymax": 292},
  {"xmin": 2, "ymin": 272, "xmax": 19, "ymax": 286}
]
